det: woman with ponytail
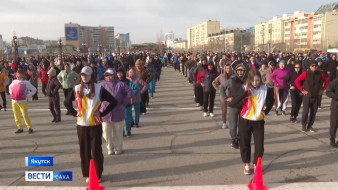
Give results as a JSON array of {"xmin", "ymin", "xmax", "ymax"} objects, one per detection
[{"xmin": 65, "ymin": 66, "xmax": 117, "ymax": 183}]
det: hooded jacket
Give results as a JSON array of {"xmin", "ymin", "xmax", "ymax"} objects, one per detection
[
  {"xmin": 100, "ymin": 68, "xmax": 134, "ymax": 122},
  {"xmin": 219, "ymin": 64, "xmax": 247, "ymax": 109}
]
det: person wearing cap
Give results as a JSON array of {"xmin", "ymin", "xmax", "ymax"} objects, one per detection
[
  {"xmin": 262, "ymin": 61, "xmax": 276, "ymax": 115},
  {"xmin": 128, "ymin": 67, "xmax": 148, "ymax": 128},
  {"xmin": 46, "ymin": 68, "xmax": 62, "ymax": 122},
  {"xmin": 100, "ymin": 68, "xmax": 133, "ymax": 155},
  {"xmin": 57, "ymin": 63, "xmax": 80, "ymax": 116},
  {"xmin": 239, "ymin": 69, "xmax": 267, "ymax": 175},
  {"xmin": 115, "ymin": 67, "xmax": 139, "ymax": 137},
  {"xmin": 295, "ymin": 60, "xmax": 329, "ymax": 132},
  {"xmin": 269, "ymin": 60, "xmax": 290, "ymax": 116},
  {"xmin": 197, "ymin": 61, "xmax": 219, "ymax": 117},
  {"xmin": 220, "ymin": 62, "xmax": 247, "ymax": 149},
  {"xmin": 9, "ymin": 69, "xmax": 37, "ymax": 134},
  {"xmin": 326, "ymin": 74, "xmax": 338, "ymax": 148},
  {"xmin": 64, "ymin": 66, "xmax": 117, "ymax": 183}
]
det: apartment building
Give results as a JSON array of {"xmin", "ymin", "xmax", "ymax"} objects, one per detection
[{"xmin": 187, "ymin": 20, "xmax": 220, "ymax": 49}]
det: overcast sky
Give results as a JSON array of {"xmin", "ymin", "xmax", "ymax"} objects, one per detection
[{"xmin": 0, "ymin": 0, "xmax": 335, "ymax": 44}]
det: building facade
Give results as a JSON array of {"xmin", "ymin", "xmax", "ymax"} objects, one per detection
[
  {"xmin": 187, "ymin": 20, "xmax": 220, "ymax": 50},
  {"xmin": 255, "ymin": 3, "xmax": 338, "ymax": 53},
  {"xmin": 164, "ymin": 32, "xmax": 175, "ymax": 48},
  {"xmin": 208, "ymin": 30, "xmax": 251, "ymax": 52},
  {"xmin": 173, "ymin": 40, "xmax": 187, "ymax": 51},
  {"xmin": 64, "ymin": 23, "xmax": 115, "ymax": 53}
]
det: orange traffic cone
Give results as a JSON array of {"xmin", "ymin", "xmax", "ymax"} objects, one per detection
[
  {"xmin": 247, "ymin": 157, "xmax": 267, "ymax": 190},
  {"xmin": 86, "ymin": 159, "xmax": 104, "ymax": 190}
]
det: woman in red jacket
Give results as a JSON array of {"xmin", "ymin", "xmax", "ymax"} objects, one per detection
[{"xmin": 39, "ymin": 63, "xmax": 49, "ymax": 96}]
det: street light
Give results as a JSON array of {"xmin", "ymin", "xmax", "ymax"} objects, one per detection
[
  {"xmin": 11, "ymin": 35, "xmax": 19, "ymax": 63},
  {"xmin": 58, "ymin": 38, "xmax": 63, "ymax": 63}
]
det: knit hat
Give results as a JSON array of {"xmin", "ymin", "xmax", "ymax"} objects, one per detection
[
  {"xmin": 235, "ymin": 64, "xmax": 245, "ymax": 71},
  {"xmin": 207, "ymin": 61, "xmax": 214, "ymax": 66},
  {"xmin": 47, "ymin": 68, "xmax": 56, "ymax": 76}
]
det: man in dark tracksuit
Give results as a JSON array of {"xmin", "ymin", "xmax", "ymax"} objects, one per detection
[
  {"xmin": 45, "ymin": 68, "xmax": 62, "ymax": 122},
  {"xmin": 196, "ymin": 61, "xmax": 219, "ymax": 117},
  {"xmin": 295, "ymin": 60, "xmax": 329, "ymax": 132},
  {"xmin": 326, "ymin": 76, "xmax": 338, "ymax": 148},
  {"xmin": 220, "ymin": 63, "xmax": 247, "ymax": 149},
  {"xmin": 193, "ymin": 58, "xmax": 207, "ymax": 110},
  {"xmin": 284, "ymin": 63, "xmax": 303, "ymax": 123}
]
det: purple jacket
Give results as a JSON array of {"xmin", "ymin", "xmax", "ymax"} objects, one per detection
[
  {"xmin": 269, "ymin": 68, "xmax": 290, "ymax": 89},
  {"xmin": 128, "ymin": 76, "xmax": 148, "ymax": 103},
  {"xmin": 100, "ymin": 77, "xmax": 134, "ymax": 122}
]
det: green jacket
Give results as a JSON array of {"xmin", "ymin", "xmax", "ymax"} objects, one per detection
[{"xmin": 57, "ymin": 70, "xmax": 80, "ymax": 89}]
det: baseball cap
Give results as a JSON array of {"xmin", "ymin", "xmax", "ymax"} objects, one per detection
[
  {"xmin": 104, "ymin": 68, "xmax": 115, "ymax": 75},
  {"xmin": 81, "ymin": 66, "xmax": 93, "ymax": 75}
]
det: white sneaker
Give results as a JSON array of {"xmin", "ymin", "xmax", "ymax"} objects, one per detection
[
  {"xmin": 210, "ymin": 113, "xmax": 214, "ymax": 117},
  {"xmin": 199, "ymin": 106, "xmax": 203, "ymax": 111},
  {"xmin": 108, "ymin": 150, "xmax": 114, "ymax": 155},
  {"xmin": 114, "ymin": 150, "xmax": 122, "ymax": 155},
  {"xmin": 203, "ymin": 112, "xmax": 208, "ymax": 117},
  {"xmin": 85, "ymin": 177, "xmax": 89, "ymax": 183},
  {"xmin": 196, "ymin": 103, "xmax": 200, "ymax": 107},
  {"xmin": 222, "ymin": 123, "xmax": 228, "ymax": 129}
]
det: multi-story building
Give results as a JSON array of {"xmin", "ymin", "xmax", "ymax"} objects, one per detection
[
  {"xmin": 115, "ymin": 33, "xmax": 130, "ymax": 52},
  {"xmin": 173, "ymin": 40, "xmax": 187, "ymax": 51},
  {"xmin": 255, "ymin": 14, "xmax": 290, "ymax": 52},
  {"xmin": 255, "ymin": 2, "xmax": 338, "ymax": 53},
  {"xmin": 164, "ymin": 32, "xmax": 175, "ymax": 48},
  {"xmin": 64, "ymin": 22, "xmax": 115, "ymax": 53},
  {"xmin": 208, "ymin": 29, "xmax": 251, "ymax": 52},
  {"xmin": 187, "ymin": 20, "xmax": 220, "ymax": 50}
]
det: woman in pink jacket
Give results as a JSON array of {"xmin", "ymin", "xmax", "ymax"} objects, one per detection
[{"xmin": 269, "ymin": 60, "xmax": 290, "ymax": 116}]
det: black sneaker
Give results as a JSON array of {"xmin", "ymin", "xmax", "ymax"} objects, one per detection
[
  {"xmin": 28, "ymin": 129, "xmax": 33, "ymax": 134},
  {"xmin": 289, "ymin": 117, "xmax": 294, "ymax": 122},
  {"xmin": 330, "ymin": 142, "xmax": 338, "ymax": 148},
  {"xmin": 15, "ymin": 129, "xmax": 23, "ymax": 134},
  {"xmin": 131, "ymin": 121, "xmax": 135, "ymax": 127},
  {"xmin": 231, "ymin": 139, "xmax": 239, "ymax": 149},
  {"xmin": 275, "ymin": 110, "xmax": 281, "ymax": 116},
  {"xmin": 135, "ymin": 124, "xmax": 139, "ymax": 128},
  {"xmin": 55, "ymin": 119, "xmax": 61, "ymax": 123},
  {"xmin": 51, "ymin": 118, "xmax": 56, "ymax": 122},
  {"xmin": 127, "ymin": 131, "xmax": 131, "ymax": 137}
]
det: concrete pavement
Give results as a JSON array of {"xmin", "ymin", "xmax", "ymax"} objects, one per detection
[{"xmin": 0, "ymin": 67, "xmax": 337, "ymax": 189}]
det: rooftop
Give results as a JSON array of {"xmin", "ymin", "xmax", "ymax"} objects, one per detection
[{"xmin": 316, "ymin": 2, "xmax": 338, "ymax": 14}]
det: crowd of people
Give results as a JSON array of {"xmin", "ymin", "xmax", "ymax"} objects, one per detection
[
  {"xmin": 167, "ymin": 50, "xmax": 338, "ymax": 174},
  {"xmin": 0, "ymin": 50, "xmax": 338, "ymax": 179}
]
